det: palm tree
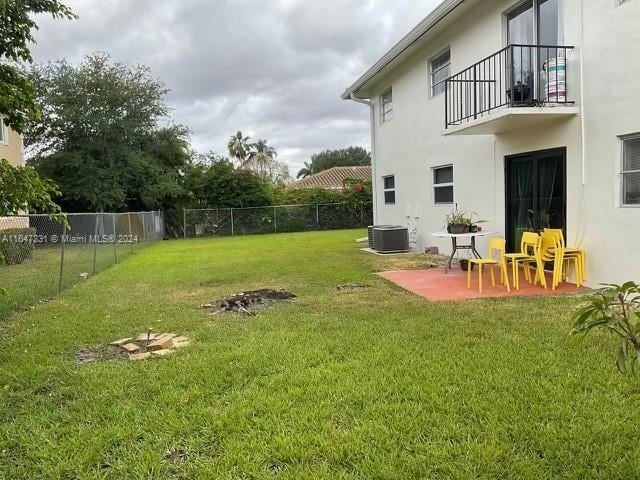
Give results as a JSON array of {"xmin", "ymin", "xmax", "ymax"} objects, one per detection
[
  {"xmin": 245, "ymin": 139, "xmax": 281, "ymax": 182},
  {"xmin": 227, "ymin": 131, "xmax": 251, "ymax": 167},
  {"xmin": 296, "ymin": 161, "xmax": 312, "ymax": 179}
]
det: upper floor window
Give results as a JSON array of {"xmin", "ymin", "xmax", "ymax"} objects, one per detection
[
  {"xmin": 430, "ymin": 50, "xmax": 451, "ymax": 97},
  {"xmin": 383, "ymin": 175, "xmax": 396, "ymax": 204},
  {"xmin": 433, "ymin": 165, "xmax": 454, "ymax": 204},
  {"xmin": 380, "ymin": 88, "xmax": 393, "ymax": 123},
  {"xmin": 622, "ymin": 135, "xmax": 640, "ymax": 206},
  {"xmin": 0, "ymin": 121, "xmax": 8, "ymax": 145}
]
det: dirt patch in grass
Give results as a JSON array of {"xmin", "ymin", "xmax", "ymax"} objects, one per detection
[
  {"xmin": 74, "ymin": 346, "xmax": 127, "ymax": 366},
  {"xmin": 374, "ymin": 253, "xmax": 450, "ymax": 272},
  {"xmin": 336, "ymin": 283, "xmax": 369, "ymax": 293},
  {"xmin": 202, "ymin": 288, "xmax": 296, "ymax": 316}
]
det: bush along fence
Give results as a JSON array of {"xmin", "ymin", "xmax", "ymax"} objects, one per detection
[
  {"xmin": 183, "ymin": 202, "xmax": 373, "ymax": 238},
  {"xmin": 0, "ymin": 211, "xmax": 163, "ymax": 319}
]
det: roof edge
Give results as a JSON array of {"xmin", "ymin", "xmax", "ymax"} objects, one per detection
[{"xmin": 341, "ymin": 0, "xmax": 466, "ymax": 100}]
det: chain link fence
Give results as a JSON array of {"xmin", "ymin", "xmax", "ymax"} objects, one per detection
[
  {"xmin": 0, "ymin": 211, "xmax": 163, "ymax": 319},
  {"xmin": 183, "ymin": 203, "xmax": 373, "ymax": 238}
]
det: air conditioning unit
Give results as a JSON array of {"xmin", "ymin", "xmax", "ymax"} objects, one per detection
[
  {"xmin": 372, "ymin": 226, "xmax": 409, "ymax": 253},
  {"xmin": 367, "ymin": 225, "xmax": 395, "ymax": 249}
]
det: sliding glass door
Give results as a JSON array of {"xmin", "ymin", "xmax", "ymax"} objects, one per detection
[
  {"xmin": 507, "ymin": 0, "xmax": 563, "ymax": 104},
  {"xmin": 505, "ymin": 148, "xmax": 566, "ymax": 252}
]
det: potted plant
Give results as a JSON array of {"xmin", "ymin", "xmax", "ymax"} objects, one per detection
[
  {"xmin": 459, "ymin": 258, "xmax": 474, "ymax": 271},
  {"xmin": 445, "ymin": 204, "xmax": 471, "ymax": 234},
  {"xmin": 469, "ymin": 213, "xmax": 488, "ymax": 233}
]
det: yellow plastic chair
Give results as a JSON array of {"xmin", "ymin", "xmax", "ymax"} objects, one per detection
[
  {"xmin": 527, "ymin": 233, "xmax": 581, "ymax": 290},
  {"xmin": 467, "ymin": 237, "xmax": 511, "ymax": 294},
  {"xmin": 543, "ymin": 228, "xmax": 586, "ymax": 285},
  {"xmin": 504, "ymin": 232, "xmax": 546, "ymax": 290}
]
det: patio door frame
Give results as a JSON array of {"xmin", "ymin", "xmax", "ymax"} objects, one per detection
[{"xmin": 504, "ymin": 147, "xmax": 567, "ymax": 252}]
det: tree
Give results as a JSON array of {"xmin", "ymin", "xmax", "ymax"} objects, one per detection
[
  {"xmin": 246, "ymin": 139, "xmax": 289, "ymax": 185},
  {"xmin": 184, "ymin": 156, "xmax": 273, "ymax": 208},
  {"xmin": 0, "ymin": 0, "xmax": 75, "ymax": 217},
  {"xmin": 0, "ymin": 0, "xmax": 76, "ymax": 134},
  {"xmin": 296, "ymin": 161, "xmax": 312, "ymax": 179},
  {"xmin": 227, "ymin": 131, "xmax": 251, "ymax": 167},
  {"xmin": 26, "ymin": 53, "xmax": 190, "ymax": 212},
  {"xmin": 0, "ymin": 159, "xmax": 64, "ymax": 218},
  {"xmin": 296, "ymin": 146, "xmax": 370, "ymax": 178}
]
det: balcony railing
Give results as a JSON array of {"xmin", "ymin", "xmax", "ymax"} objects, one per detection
[{"xmin": 444, "ymin": 44, "xmax": 574, "ymax": 129}]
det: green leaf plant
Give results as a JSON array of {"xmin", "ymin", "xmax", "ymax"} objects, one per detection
[{"xmin": 571, "ymin": 282, "xmax": 640, "ymax": 374}]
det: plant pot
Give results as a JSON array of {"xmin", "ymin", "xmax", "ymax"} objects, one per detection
[
  {"xmin": 447, "ymin": 224, "xmax": 466, "ymax": 234},
  {"xmin": 460, "ymin": 259, "xmax": 474, "ymax": 271}
]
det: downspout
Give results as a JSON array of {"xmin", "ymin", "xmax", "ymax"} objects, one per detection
[
  {"xmin": 579, "ymin": 0, "xmax": 586, "ymax": 186},
  {"xmin": 350, "ymin": 93, "xmax": 378, "ymax": 224}
]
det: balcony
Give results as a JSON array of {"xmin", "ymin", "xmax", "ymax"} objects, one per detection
[{"xmin": 444, "ymin": 45, "xmax": 578, "ymax": 135}]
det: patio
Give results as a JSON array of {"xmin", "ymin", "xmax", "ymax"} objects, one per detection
[{"xmin": 378, "ymin": 267, "xmax": 588, "ymax": 301}]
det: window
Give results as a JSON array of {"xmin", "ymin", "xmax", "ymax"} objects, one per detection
[
  {"xmin": 430, "ymin": 50, "xmax": 451, "ymax": 97},
  {"xmin": 380, "ymin": 88, "xmax": 393, "ymax": 123},
  {"xmin": 383, "ymin": 175, "xmax": 396, "ymax": 204},
  {"xmin": 0, "ymin": 120, "xmax": 7, "ymax": 145},
  {"xmin": 433, "ymin": 165, "xmax": 454, "ymax": 204},
  {"xmin": 621, "ymin": 135, "xmax": 640, "ymax": 206}
]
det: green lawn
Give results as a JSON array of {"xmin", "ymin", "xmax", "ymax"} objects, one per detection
[
  {"xmin": 0, "ymin": 230, "xmax": 638, "ymax": 479},
  {"xmin": 0, "ymin": 242, "xmax": 139, "ymax": 320}
]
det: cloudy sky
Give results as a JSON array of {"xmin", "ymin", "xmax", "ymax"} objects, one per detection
[{"xmin": 32, "ymin": 0, "xmax": 441, "ymax": 176}]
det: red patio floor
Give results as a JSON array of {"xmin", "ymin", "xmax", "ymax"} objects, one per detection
[{"xmin": 378, "ymin": 268, "xmax": 589, "ymax": 301}]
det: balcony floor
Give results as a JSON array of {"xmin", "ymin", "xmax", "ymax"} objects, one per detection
[{"xmin": 444, "ymin": 106, "xmax": 579, "ymax": 136}]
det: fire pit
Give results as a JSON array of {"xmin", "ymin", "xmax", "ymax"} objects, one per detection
[{"xmin": 201, "ymin": 288, "xmax": 296, "ymax": 316}]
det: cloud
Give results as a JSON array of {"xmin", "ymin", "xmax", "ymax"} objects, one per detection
[{"xmin": 31, "ymin": 0, "xmax": 441, "ymax": 174}]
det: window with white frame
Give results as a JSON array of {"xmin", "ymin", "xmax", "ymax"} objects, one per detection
[
  {"xmin": 622, "ymin": 135, "xmax": 640, "ymax": 206},
  {"xmin": 430, "ymin": 49, "xmax": 451, "ymax": 97},
  {"xmin": 380, "ymin": 88, "xmax": 393, "ymax": 123},
  {"xmin": 433, "ymin": 165, "xmax": 454, "ymax": 204},
  {"xmin": 383, "ymin": 175, "xmax": 396, "ymax": 204},
  {"xmin": 0, "ymin": 120, "xmax": 7, "ymax": 145}
]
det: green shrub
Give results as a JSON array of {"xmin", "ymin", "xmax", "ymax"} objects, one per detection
[
  {"xmin": 0, "ymin": 228, "xmax": 37, "ymax": 265},
  {"xmin": 571, "ymin": 281, "xmax": 640, "ymax": 374}
]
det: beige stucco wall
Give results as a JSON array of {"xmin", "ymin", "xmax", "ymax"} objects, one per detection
[
  {"xmin": 0, "ymin": 127, "xmax": 28, "ymax": 229},
  {"xmin": 366, "ymin": 0, "xmax": 640, "ymax": 285},
  {"xmin": 0, "ymin": 128, "xmax": 25, "ymax": 167}
]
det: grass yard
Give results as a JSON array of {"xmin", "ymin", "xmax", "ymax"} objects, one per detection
[
  {"xmin": 0, "ymin": 230, "xmax": 638, "ymax": 479},
  {"xmin": 0, "ymin": 242, "xmax": 140, "ymax": 320}
]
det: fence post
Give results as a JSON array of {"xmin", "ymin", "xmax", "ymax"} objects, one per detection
[
  {"xmin": 127, "ymin": 212, "xmax": 134, "ymax": 253},
  {"xmin": 230, "ymin": 208, "xmax": 235, "ymax": 236},
  {"xmin": 142, "ymin": 213, "xmax": 148, "ymax": 242},
  {"xmin": 58, "ymin": 223, "xmax": 66, "ymax": 293},
  {"xmin": 183, "ymin": 209, "xmax": 187, "ymax": 239},
  {"xmin": 273, "ymin": 206, "xmax": 277, "ymax": 233},
  {"xmin": 112, "ymin": 213, "xmax": 118, "ymax": 264},
  {"xmin": 316, "ymin": 204, "xmax": 320, "ymax": 229},
  {"xmin": 92, "ymin": 214, "xmax": 99, "ymax": 275}
]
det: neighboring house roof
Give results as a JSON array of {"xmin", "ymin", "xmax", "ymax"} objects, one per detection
[
  {"xmin": 288, "ymin": 166, "xmax": 372, "ymax": 190},
  {"xmin": 342, "ymin": 0, "xmax": 472, "ymax": 100}
]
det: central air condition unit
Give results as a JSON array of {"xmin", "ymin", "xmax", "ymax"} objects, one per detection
[
  {"xmin": 372, "ymin": 226, "xmax": 409, "ymax": 253},
  {"xmin": 367, "ymin": 225, "xmax": 395, "ymax": 249}
]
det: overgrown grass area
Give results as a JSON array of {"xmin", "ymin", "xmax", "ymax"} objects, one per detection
[{"xmin": 0, "ymin": 230, "xmax": 638, "ymax": 479}]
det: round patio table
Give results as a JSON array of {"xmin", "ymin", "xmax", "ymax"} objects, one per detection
[{"xmin": 431, "ymin": 231, "xmax": 495, "ymax": 273}]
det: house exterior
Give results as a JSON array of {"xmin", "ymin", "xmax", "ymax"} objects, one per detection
[
  {"xmin": 0, "ymin": 122, "xmax": 28, "ymax": 229},
  {"xmin": 0, "ymin": 121, "xmax": 24, "ymax": 168},
  {"xmin": 288, "ymin": 166, "xmax": 372, "ymax": 190},
  {"xmin": 343, "ymin": 0, "xmax": 640, "ymax": 286}
]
